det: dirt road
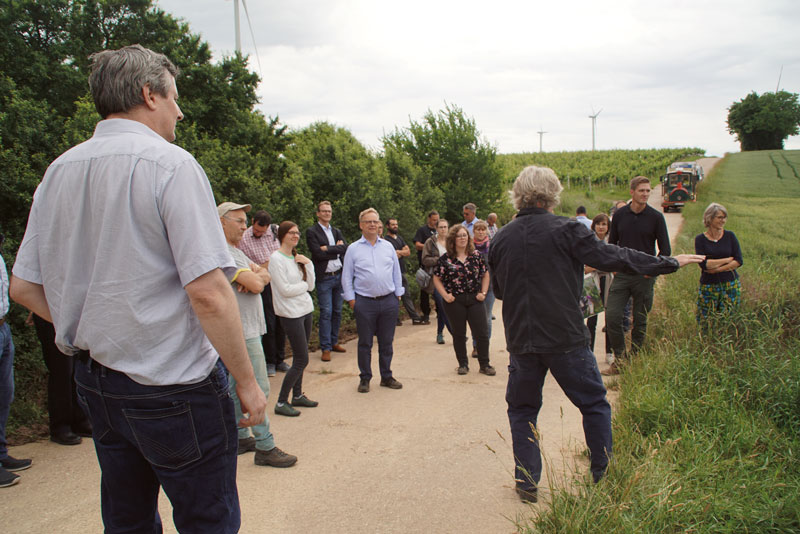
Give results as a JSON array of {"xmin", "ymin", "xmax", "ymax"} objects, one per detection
[{"xmin": 4, "ymin": 160, "xmax": 720, "ymax": 533}]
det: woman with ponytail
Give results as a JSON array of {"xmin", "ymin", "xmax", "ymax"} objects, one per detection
[{"xmin": 269, "ymin": 221, "xmax": 318, "ymax": 416}]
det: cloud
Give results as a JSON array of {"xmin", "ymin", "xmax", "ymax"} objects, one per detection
[{"xmin": 157, "ymin": 0, "xmax": 800, "ymax": 155}]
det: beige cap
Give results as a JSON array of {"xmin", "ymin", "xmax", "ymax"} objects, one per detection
[{"xmin": 217, "ymin": 202, "xmax": 252, "ymax": 217}]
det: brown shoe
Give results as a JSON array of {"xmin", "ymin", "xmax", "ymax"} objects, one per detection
[
  {"xmin": 321, "ymin": 350, "xmax": 331, "ymax": 362},
  {"xmin": 601, "ymin": 362, "xmax": 620, "ymax": 376},
  {"xmin": 332, "ymin": 344, "xmax": 347, "ymax": 353}
]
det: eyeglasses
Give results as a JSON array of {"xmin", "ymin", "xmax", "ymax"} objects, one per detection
[{"xmin": 287, "ymin": 230, "xmax": 301, "ymax": 235}]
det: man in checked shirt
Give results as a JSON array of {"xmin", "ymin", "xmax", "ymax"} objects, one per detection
[{"xmin": 238, "ymin": 210, "xmax": 289, "ymax": 377}]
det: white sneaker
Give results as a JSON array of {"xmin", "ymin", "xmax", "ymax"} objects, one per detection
[{"xmin": 605, "ymin": 353, "xmax": 615, "ymax": 365}]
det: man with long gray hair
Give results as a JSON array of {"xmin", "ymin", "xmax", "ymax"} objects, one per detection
[
  {"xmin": 489, "ymin": 166, "xmax": 703, "ymax": 502},
  {"xmin": 10, "ymin": 44, "xmax": 266, "ymax": 532}
]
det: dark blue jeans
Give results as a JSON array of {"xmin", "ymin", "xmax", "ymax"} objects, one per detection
[
  {"xmin": 316, "ymin": 272, "xmax": 343, "ymax": 351},
  {"xmin": 354, "ymin": 293, "xmax": 399, "ymax": 380},
  {"xmin": 0, "ymin": 322, "xmax": 14, "ymax": 460},
  {"xmin": 506, "ymin": 347, "xmax": 612, "ymax": 490},
  {"xmin": 75, "ymin": 358, "xmax": 240, "ymax": 533}
]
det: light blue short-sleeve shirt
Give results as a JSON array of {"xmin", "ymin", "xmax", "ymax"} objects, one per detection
[{"xmin": 13, "ymin": 119, "xmax": 234, "ymax": 386}]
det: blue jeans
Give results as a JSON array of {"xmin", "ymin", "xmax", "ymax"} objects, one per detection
[
  {"xmin": 75, "ymin": 357, "xmax": 240, "ymax": 533},
  {"xmin": 0, "ymin": 322, "xmax": 15, "ymax": 460},
  {"xmin": 316, "ymin": 272, "xmax": 343, "ymax": 351},
  {"xmin": 230, "ymin": 338, "xmax": 275, "ymax": 451},
  {"xmin": 506, "ymin": 347, "xmax": 612, "ymax": 490},
  {"xmin": 354, "ymin": 294, "xmax": 399, "ymax": 380}
]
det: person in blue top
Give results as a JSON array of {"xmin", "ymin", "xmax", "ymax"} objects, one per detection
[
  {"xmin": 694, "ymin": 203, "xmax": 743, "ymax": 322},
  {"xmin": 342, "ymin": 208, "xmax": 405, "ymax": 393}
]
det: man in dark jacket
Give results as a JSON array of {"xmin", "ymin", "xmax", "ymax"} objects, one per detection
[
  {"xmin": 488, "ymin": 166, "xmax": 703, "ymax": 502},
  {"xmin": 306, "ymin": 201, "xmax": 348, "ymax": 361}
]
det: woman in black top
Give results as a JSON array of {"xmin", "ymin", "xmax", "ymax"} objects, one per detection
[
  {"xmin": 694, "ymin": 203, "xmax": 743, "ymax": 321},
  {"xmin": 433, "ymin": 225, "xmax": 494, "ymax": 376}
]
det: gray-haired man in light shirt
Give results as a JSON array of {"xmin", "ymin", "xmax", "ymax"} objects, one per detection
[
  {"xmin": 218, "ymin": 201, "xmax": 297, "ymax": 468},
  {"xmin": 10, "ymin": 45, "xmax": 266, "ymax": 532}
]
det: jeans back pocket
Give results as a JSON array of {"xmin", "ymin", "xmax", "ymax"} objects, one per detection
[{"xmin": 123, "ymin": 401, "xmax": 202, "ymax": 470}]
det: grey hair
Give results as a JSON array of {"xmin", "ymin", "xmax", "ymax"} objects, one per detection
[
  {"xmin": 88, "ymin": 44, "xmax": 179, "ymax": 118},
  {"xmin": 359, "ymin": 207, "xmax": 379, "ymax": 222},
  {"xmin": 511, "ymin": 166, "xmax": 563, "ymax": 210},
  {"xmin": 463, "ymin": 202, "xmax": 477, "ymax": 212},
  {"xmin": 702, "ymin": 202, "xmax": 728, "ymax": 228}
]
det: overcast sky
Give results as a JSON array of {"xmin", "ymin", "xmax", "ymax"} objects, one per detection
[{"xmin": 155, "ymin": 0, "xmax": 800, "ymax": 156}]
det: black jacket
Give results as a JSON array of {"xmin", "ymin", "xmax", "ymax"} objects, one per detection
[
  {"xmin": 306, "ymin": 223, "xmax": 348, "ymax": 282},
  {"xmin": 488, "ymin": 207, "xmax": 679, "ymax": 354}
]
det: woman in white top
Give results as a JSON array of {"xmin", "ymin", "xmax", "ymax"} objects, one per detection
[{"xmin": 269, "ymin": 221, "xmax": 317, "ymax": 417}]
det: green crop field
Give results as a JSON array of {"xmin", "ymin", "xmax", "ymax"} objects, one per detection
[
  {"xmin": 498, "ymin": 147, "xmax": 706, "ymax": 187},
  {"xmin": 520, "ymin": 150, "xmax": 800, "ymax": 533}
]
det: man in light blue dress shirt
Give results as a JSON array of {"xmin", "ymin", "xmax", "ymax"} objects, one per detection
[{"xmin": 342, "ymin": 208, "xmax": 405, "ymax": 393}]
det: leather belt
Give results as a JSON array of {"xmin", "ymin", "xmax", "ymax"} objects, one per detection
[
  {"xmin": 357, "ymin": 293, "xmax": 393, "ymax": 300},
  {"xmin": 323, "ymin": 269, "xmax": 342, "ymax": 277}
]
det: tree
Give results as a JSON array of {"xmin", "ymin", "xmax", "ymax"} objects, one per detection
[
  {"xmin": 383, "ymin": 104, "xmax": 506, "ymax": 224},
  {"xmin": 727, "ymin": 91, "xmax": 800, "ymax": 151}
]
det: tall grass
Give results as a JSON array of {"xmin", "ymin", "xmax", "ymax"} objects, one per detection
[{"xmin": 520, "ymin": 150, "xmax": 800, "ymax": 533}]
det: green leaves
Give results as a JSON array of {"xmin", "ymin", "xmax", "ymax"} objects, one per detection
[{"xmin": 727, "ymin": 91, "xmax": 800, "ymax": 151}]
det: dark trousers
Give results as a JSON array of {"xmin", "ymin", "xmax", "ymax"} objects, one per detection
[
  {"xmin": 399, "ymin": 275, "xmax": 421, "ymax": 320},
  {"xmin": 586, "ymin": 276, "xmax": 611, "ymax": 355},
  {"xmin": 277, "ymin": 313, "xmax": 313, "ymax": 403},
  {"xmin": 354, "ymin": 294, "xmax": 399, "ymax": 381},
  {"xmin": 432, "ymin": 290, "xmax": 452, "ymax": 335},
  {"xmin": 506, "ymin": 348, "xmax": 612, "ymax": 490},
  {"xmin": 75, "ymin": 359, "xmax": 240, "ymax": 533},
  {"xmin": 443, "ymin": 293, "xmax": 489, "ymax": 368},
  {"xmin": 419, "ymin": 289, "xmax": 431, "ymax": 318},
  {"xmin": 32, "ymin": 314, "xmax": 89, "ymax": 434},
  {"xmin": 260, "ymin": 287, "xmax": 286, "ymax": 366},
  {"xmin": 606, "ymin": 273, "xmax": 656, "ymax": 358}
]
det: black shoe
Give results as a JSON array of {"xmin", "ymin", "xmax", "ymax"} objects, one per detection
[
  {"xmin": 380, "ymin": 377, "xmax": 403, "ymax": 389},
  {"xmin": 396, "ymin": 318, "xmax": 403, "ymax": 326},
  {"xmin": 0, "ymin": 456, "xmax": 32, "ymax": 472},
  {"xmin": 479, "ymin": 365, "xmax": 497, "ymax": 376},
  {"xmin": 50, "ymin": 431, "xmax": 82, "ymax": 446},
  {"xmin": 358, "ymin": 378, "xmax": 370, "ymax": 393},
  {"xmin": 0, "ymin": 467, "xmax": 20, "ymax": 488},
  {"xmin": 516, "ymin": 486, "xmax": 538, "ymax": 503},
  {"xmin": 276, "ymin": 361, "xmax": 290, "ymax": 373},
  {"xmin": 471, "ymin": 348, "xmax": 478, "ymax": 358},
  {"xmin": 411, "ymin": 318, "xmax": 429, "ymax": 325},
  {"xmin": 238, "ymin": 437, "xmax": 256, "ymax": 455},
  {"xmin": 457, "ymin": 366, "xmax": 469, "ymax": 375},
  {"xmin": 71, "ymin": 423, "xmax": 93, "ymax": 438}
]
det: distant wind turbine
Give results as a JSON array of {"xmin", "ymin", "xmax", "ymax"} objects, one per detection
[
  {"xmin": 537, "ymin": 127, "xmax": 547, "ymax": 153},
  {"xmin": 589, "ymin": 107, "xmax": 602, "ymax": 151},
  {"xmin": 231, "ymin": 0, "xmax": 262, "ymax": 76}
]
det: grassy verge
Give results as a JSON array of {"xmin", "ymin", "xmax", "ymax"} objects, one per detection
[{"xmin": 521, "ymin": 150, "xmax": 800, "ymax": 533}]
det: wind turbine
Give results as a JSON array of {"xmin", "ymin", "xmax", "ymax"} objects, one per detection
[
  {"xmin": 537, "ymin": 126, "xmax": 547, "ymax": 153},
  {"xmin": 589, "ymin": 107, "xmax": 602, "ymax": 151},
  {"xmin": 231, "ymin": 0, "xmax": 262, "ymax": 75}
]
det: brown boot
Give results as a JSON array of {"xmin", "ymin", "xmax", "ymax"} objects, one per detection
[
  {"xmin": 601, "ymin": 362, "xmax": 620, "ymax": 376},
  {"xmin": 332, "ymin": 344, "xmax": 347, "ymax": 353},
  {"xmin": 321, "ymin": 350, "xmax": 331, "ymax": 362}
]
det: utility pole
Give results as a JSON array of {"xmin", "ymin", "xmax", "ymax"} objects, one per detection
[{"xmin": 537, "ymin": 127, "xmax": 547, "ymax": 153}]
